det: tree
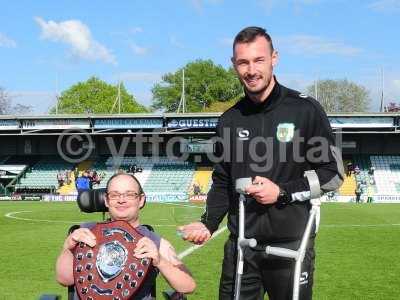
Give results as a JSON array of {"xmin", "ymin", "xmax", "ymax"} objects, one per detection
[
  {"xmin": 12, "ymin": 104, "xmax": 33, "ymax": 115},
  {"xmin": 50, "ymin": 77, "xmax": 148, "ymax": 114},
  {"xmin": 151, "ymin": 59, "xmax": 243, "ymax": 112},
  {"xmin": 0, "ymin": 87, "xmax": 33, "ymax": 115},
  {"xmin": 0, "ymin": 87, "xmax": 12, "ymax": 114},
  {"xmin": 306, "ymin": 79, "xmax": 370, "ymax": 113},
  {"xmin": 203, "ymin": 94, "xmax": 242, "ymax": 112},
  {"xmin": 385, "ymin": 102, "xmax": 400, "ymax": 112}
]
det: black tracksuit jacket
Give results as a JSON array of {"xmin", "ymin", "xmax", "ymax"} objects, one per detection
[{"xmin": 201, "ymin": 80, "xmax": 344, "ymax": 243}]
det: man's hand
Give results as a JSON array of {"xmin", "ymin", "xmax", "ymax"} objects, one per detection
[
  {"xmin": 178, "ymin": 222, "xmax": 211, "ymax": 245},
  {"xmin": 134, "ymin": 237, "xmax": 161, "ymax": 266},
  {"xmin": 245, "ymin": 176, "xmax": 280, "ymax": 205},
  {"xmin": 63, "ymin": 228, "xmax": 96, "ymax": 251}
]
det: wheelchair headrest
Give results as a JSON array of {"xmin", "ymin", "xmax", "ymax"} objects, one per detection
[{"xmin": 77, "ymin": 189, "xmax": 108, "ymax": 213}]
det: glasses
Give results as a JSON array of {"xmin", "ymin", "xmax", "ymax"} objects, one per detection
[{"xmin": 107, "ymin": 191, "xmax": 142, "ymax": 201}]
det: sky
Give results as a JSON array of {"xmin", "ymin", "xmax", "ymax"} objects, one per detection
[{"xmin": 1, "ymin": 0, "xmax": 400, "ymax": 114}]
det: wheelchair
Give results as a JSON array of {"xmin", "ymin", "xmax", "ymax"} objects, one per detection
[{"xmin": 40, "ymin": 188, "xmax": 186, "ymax": 300}]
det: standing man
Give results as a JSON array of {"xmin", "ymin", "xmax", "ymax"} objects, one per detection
[
  {"xmin": 57, "ymin": 173, "xmax": 196, "ymax": 298},
  {"xmin": 180, "ymin": 26, "xmax": 344, "ymax": 300},
  {"xmin": 355, "ymin": 184, "xmax": 362, "ymax": 203}
]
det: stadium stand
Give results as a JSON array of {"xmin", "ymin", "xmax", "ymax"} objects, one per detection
[
  {"xmin": 144, "ymin": 160, "xmax": 195, "ymax": 194},
  {"xmin": 92, "ymin": 156, "xmax": 155, "ymax": 189},
  {"xmin": 15, "ymin": 157, "xmax": 74, "ymax": 193},
  {"xmin": 91, "ymin": 156, "xmax": 196, "ymax": 195},
  {"xmin": 370, "ymin": 155, "xmax": 400, "ymax": 194},
  {"xmin": 0, "ymin": 156, "xmax": 10, "ymax": 164}
]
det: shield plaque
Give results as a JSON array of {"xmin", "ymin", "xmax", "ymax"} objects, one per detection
[{"xmin": 73, "ymin": 220, "xmax": 152, "ymax": 300}]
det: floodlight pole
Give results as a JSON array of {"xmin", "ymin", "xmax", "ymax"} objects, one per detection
[
  {"xmin": 177, "ymin": 69, "xmax": 185, "ymax": 114},
  {"xmin": 118, "ymin": 81, "xmax": 121, "ymax": 114},
  {"xmin": 380, "ymin": 67, "xmax": 385, "ymax": 112}
]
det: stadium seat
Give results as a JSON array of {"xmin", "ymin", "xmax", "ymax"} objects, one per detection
[
  {"xmin": 15, "ymin": 157, "xmax": 74, "ymax": 192},
  {"xmin": 370, "ymin": 155, "xmax": 400, "ymax": 195}
]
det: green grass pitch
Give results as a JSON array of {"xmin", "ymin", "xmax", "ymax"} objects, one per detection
[{"xmin": 1, "ymin": 201, "xmax": 399, "ymax": 299}]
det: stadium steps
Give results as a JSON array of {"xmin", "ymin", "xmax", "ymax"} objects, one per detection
[
  {"xmin": 339, "ymin": 174, "xmax": 356, "ymax": 196},
  {"xmin": 191, "ymin": 167, "xmax": 213, "ymax": 194},
  {"xmin": 339, "ymin": 160, "xmax": 356, "ymax": 195},
  {"xmin": 57, "ymin": 172, "xmax": 76, "ymax": 195}
]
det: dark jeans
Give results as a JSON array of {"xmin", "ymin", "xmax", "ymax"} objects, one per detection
[{"xmin": 219, "ymin": 237, "xmax": 315, "ymax": 300}]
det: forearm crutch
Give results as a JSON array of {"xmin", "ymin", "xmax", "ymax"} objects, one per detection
[
  {"xmin": 234, "ymin": 178, "xmax": 258, "ymax": 300},
  {"xmin": 265, "ymin": 171, "xmax": 321, "ymax": 300}
]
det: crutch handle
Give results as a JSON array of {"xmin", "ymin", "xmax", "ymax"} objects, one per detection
[
  {"xmin": 266, "ymin": 246, "xmax": 298, "ymax": 259},
  {"xmin": 239, "ymin": 238, "xmax": 257, "ymax": 248}
]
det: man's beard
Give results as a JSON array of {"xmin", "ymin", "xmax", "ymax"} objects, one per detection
[{"xmin": 242, "ymin": 75, "xmax": 272, "ymax": 98}]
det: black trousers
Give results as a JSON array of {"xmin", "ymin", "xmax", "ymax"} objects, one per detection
[{"xmin": 219, "ymin": 237, "xmax": 315, "ymax": 300}]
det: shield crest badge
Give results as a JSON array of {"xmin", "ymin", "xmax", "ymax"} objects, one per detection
[{"xmin": 276, "ymin": 123, "xmax": 295, "ymax": 143}]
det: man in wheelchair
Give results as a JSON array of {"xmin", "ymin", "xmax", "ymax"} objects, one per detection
[{"xmin": 55, "ymin": 172, "xmax": 196, "ymax": 299}]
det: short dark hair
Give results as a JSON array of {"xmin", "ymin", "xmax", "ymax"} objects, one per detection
[
  {"xmin": 106, "ymin": 172, "xmax": 144, "ymax": 195},
  {"xmin": 233, "ymin": 26, "xmax": 274, "ymax": 53}
]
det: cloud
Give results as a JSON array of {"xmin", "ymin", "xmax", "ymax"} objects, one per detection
[
  {"xmin": 117, "ymin": 72, "xmax": 162, "ymax": 83},
  {"xmin": 169, "ymin": 35, "xmax": 185, "ymax": 48},
  {"xmin": 189, "ymin": 0, "xmax": 224, "ymax": 13},
  {"xmin": 130, "ymin": 42, "xmax": 149, "ymax": 55},
  {"xmin": 0, "ymin": 32, "xmax": 17, "ymax": 48},
  {"xmin": 368, "ymin": 0, "xmax": 400, "ymax": 12},
  {"xmin": 34, "ymin": 17, "xmax": 116, "ymax": 65},
  {"xmin": 8, "ymin": 90, "xmax": 57, "ymax": 114},
  {"xmin": 218, "ymin": 37, "xmax": 233, "ymax": 47},
  {"xmin": 130, "ymin": 27, "xmax": 143, "ymax": 34},
  {"xmin": 393, "ymin": 79, "xmax": 400, "ymax": 90},
  {"xmin": 258, "ymin": 0, "xmax": 320, "ymax": 13},
  {"xmin": 277, "ymin": 34, "xmax": 362, "ymax": 56}
]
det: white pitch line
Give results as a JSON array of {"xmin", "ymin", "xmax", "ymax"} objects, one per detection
[
  {"xmin": 6, "ymin": 211, "xmax": 400, "ymax": 230},
  {"xmin": 178, "ymin": 226, "xmax": 227, "ymax": 259},
  {"xmin": 176, "ymin": 222, "xmax": 400, "ymax": 259},
  {"xmin": 4, "ymin": 211, "xmax": 81, "ymax": 224},
  {"xmin": 162, "ymin": 202, "xmax": 205, "ymax": 209},
  {"xmin": 4, "ymin": 210, "xmax": 189, "ymax": 227},
  {"xmin": 322, "ymin": 223, "xmax": 400, "ymax": 228}
]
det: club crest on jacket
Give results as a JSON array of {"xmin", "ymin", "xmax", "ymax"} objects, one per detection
[{"xmin": 276, "ymin": 123, "xmax": 295, "ymax": 142}]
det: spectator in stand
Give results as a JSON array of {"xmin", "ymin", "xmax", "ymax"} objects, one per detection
[
  {"xmin": 326, "ymin": 191, "xmax": 335, "ymax": 202},
  {"xmin": 368, "ymin": 166, "xmax": 375, "ymax": 176},
  {"xmin": 91, "ymin": 171, "xmax": 100, "ymax": 187},
  {"xmin": 57, "ymin": 171, "xmax": 64, "ymax": 188},
  {"xmin": 99, "ymin": 171, "xmax": 106, "ymax": 182},
  {"xmin": 75, "ymin": 171, "xmax": 90, "ymax": 193},
  {"xmin": 87, "ymin": 170, "xmax": 94, "ymax": 189},
  {"xmin": 193, "ymin": 183, "xmax": 201, "ymax": 195},
  {"xmin": 73, "ymin": 167, "xmax": 79, "ymax": 182},
  {"xmin": 66, "ymin": 170, "xmax": 71, "ymax": 185},
  {"xmin": 346, "ymin": 162, "xmax": 353, "ymax": 177},
  {"xmin": 128, "ymin": 164, "xmax": 138, "ymax": 174},
  {"xmin": 354, "ymin": 165, "xmax": 360, "ymax": 175}
]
